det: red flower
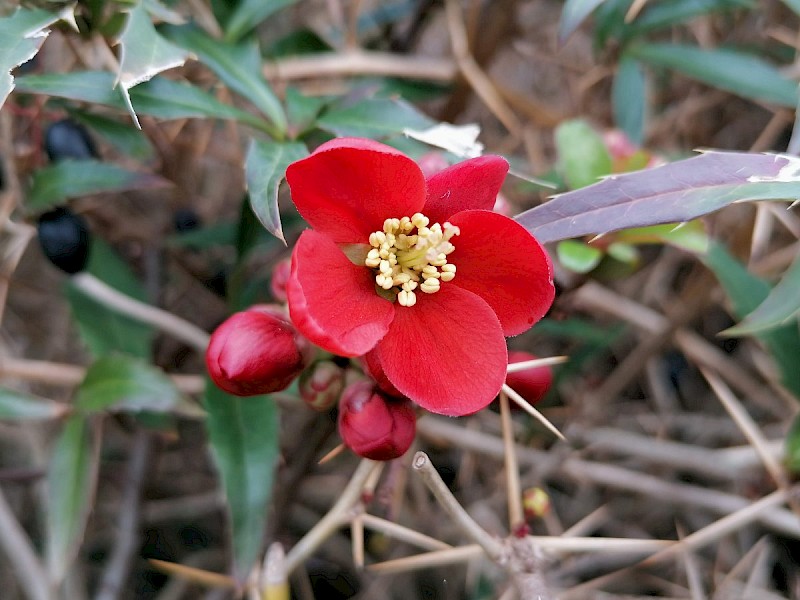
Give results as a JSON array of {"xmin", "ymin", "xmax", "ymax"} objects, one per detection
[
  {"xmin": 338, "ymin": 381, "xmax": 416, "ymax": 461},
  {"xmin": 206, "ymin": 306, "xmax": 310, "ymax": 396},
  {"xmin": 506, "ymin": 351, "xmax": 553, "ymax": 405},
  {"xmin": 285, "ymin": 138, "xmax": 554, "ymax": 416}
]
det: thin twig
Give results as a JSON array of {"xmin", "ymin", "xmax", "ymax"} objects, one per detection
[
  {"xmin": 501, "ymin": 384, "xmax": 566, "ymax": 441},
  {"xmin": 70, "ymin": 273, "xmax": 210, "ymax": 353},
  {"xmin": 506, "ymin": 356, "xmax": 568, "ymax": 373},
  {"xmin": 95, "ymin": 431, "xmax": 153, "ymax": 600},
  {"xmin": 284, "ymin": 459, "xmax": 378, "ymax": 574},
  {"xmin": 360, "ymin": 514, "xmax": 451, "ymax": 552},
  {"xmin": 0, "ymin": 486, "xmax": 52, "ymax": 600},
  {"xmin": 499, "ymin": 392, "xmax": 524, "ymax": 530}
]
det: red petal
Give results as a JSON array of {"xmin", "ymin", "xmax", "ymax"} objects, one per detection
[
  {"xmin": 449, "ymin": 210, "xmax": 554, "ymax": 336},
  {"xmin": 287, "ymin": 230, "xmax": 395, "ymax": 356},
  {"xmin": 285, "ymin": 138, "xmax": 426, "ymax": 243},
  {"xmin": 375, "ymin": 285, "xmax": 507, "ymax": 416},
  {"xmin": 423, "ymin": 155, "xmax": 509, "ymax": 223}
]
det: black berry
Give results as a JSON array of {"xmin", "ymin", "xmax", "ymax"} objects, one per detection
[
  {"xmin": 37, "ymin": 207, "xmax": 91, "ymax": 274},
  {"xmin": 44, "ymin": 119, "xmax": 98, "ymax": 162}
]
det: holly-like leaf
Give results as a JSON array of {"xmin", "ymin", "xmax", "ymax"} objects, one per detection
[
  {"xmin": 46, "ymin": 415, "xmax": 100, "ymax": 583},
  {"xmin": 724, "ymin": 250, "xmax": 800, "ymax": 336},
  {"xmin": 0, "ymin": 5, "xmax": 77, "ymax": 108},
  {"xmin": 75, "ymin": 355, "xmax": 201, "ymax": 417},
  {"xmin": 163, "ymin": 25, "xmax": 287, "ymax": 133},
  {"xmin": 0, "ymin": 387, "xmax": 68, "ymax": 421},
  {"xmin": 66, "ymin": 240, "xmax": 154, "ymax": 359},
  {"xmin": 225, "ymin": 0, "xmax": 299, "ymax": 44},
  {"xmin": 15, "ymin": 71, "xmax": 266, "ymax": 128},
  {"xmin": 245, "ymin": 139, "xmax": 308, "ymax": 243},
  {"xmin": 117, "ymin": 4, "xmax": 190, "ymax": 128},
  {"xmin": 204, "ymin": 380, "xmax": 279, "ymax": 581},
  {"xmin": 630, "ymin": 43, "xmax": 797, "ymax": 108},
  {"xmin": 517, "ymin": 151, "xmax": 800, "ymax": 243},
  {"xmin": 554, "ymin": 119, "xmax": 612, "ymax": 190},
  {"xmin": 318, "ymin": 97, "xmax": 434, "ymax": 138},
  {"xmin": 28, "ymin": 159, "xmax": 169, "ymax": 210}
]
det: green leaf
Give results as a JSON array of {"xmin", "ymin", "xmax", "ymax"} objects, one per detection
[
  {"xmin": 75, "ymin": 355, "xmax": 200, "ymax": 416},
  {"xmin": 46, "ymin": 415, "xmax": 99, "ymax": 583},
  {"xmin": 204, "ymin": 380, "xmax": 279, "ymax": 580},
  {"xmin": 117, "ymin": 4, "xmax": 189, "ymax": 127},
  {"xmin": 67, "ymin": 109, "xmax": 154, "ymax": 160},
  {"xmin": 66, "ymin": 240, "xmax": 154, "ymax": 358},
  {"xmin": 614, "ymin": 221, "xmax": 709, "ymax": 253},
  {"xmin": 15, "ymin": 71, "xmax": 266, "ymax": 128},
  {"xmin": 556, "ymin": 240, "xmax": 603, "ymax": 273},
  {"xmin": 724, "ymin": 250, "xmax": 800, "ymax": 335},
  {"xmin": 701, "ymin": 243, "xmax": 800, "ymax": 399},
  {"xmin": 783, "ymin": 0, "xmax": 800, "ymax": 16},
  {"xmin": 559, "ymin": 0, "xmax": 608, "ymax": 43},
  {"xmin": 163, "ymin": 25, "xmax": 287, "ymax": 133},
  {"xmin": 554, "ymin": 119, "xmax": 612, "ymax": 190},
  {"xmin": 612, "ymin": 56, "xmax": 646, "ymax": 145},
  {"xmin": 786, "ymin": 412, "xmax": 800, "ymax": 472},
  {"xmin": 0, "ymin": 5, "xmax": 76, "ymax": 108},
  {"xmin": 626, "ymin": 0, "xmax": 753, "ymax": 38},
  {"xmin": 517, "ymin": 151, "xmax": 800, "ymax": 243},
  {"xmin": 630, "ymin": 43, "xmax": 797, "ymax": 108},
  {"xmin": 225, "ymin": 0, "xmax": 299, "ymax": 44},
  {"xmin": 28, "ymin": 159, "xmax": 169, "ymax": 210},
  {"xmin": 317, "ymin": 97, "xmax": 434, "ymax": 138},
  {"xmin": 245, "ymin": 140, "xmax": 308, "ymax": 243},
  {"xmin": 286, "ymin": 87, "xmax": 328, "ymax": 137},
  {"xmin": 0, "ymin": 387, "xmax": 68, "ymax": 421}
]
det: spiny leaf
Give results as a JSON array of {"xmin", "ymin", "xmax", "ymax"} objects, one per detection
[{"xmin": 517, "ymin": 151, "xmax": 800, "ymax": 243}]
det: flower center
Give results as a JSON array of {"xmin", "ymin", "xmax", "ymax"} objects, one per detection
[{"xmin": 364, "ymin": 212, "xmax": 459, "ymax": 307}]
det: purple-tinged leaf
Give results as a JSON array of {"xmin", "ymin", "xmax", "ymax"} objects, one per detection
[{"xmin": 516, "ymin": 151, "xmax": 800, "ymax": 244}]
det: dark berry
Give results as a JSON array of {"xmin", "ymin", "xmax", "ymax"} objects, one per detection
[
  {"xmin": 37, "ymin": 207, "xmax": 91, "ymax": 274},
  {"xmin": 44, "ymin": 119, "xmax": 98, "ymax": 162}
]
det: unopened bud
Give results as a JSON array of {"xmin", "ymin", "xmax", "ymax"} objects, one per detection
[
  {"xmin": 506, "ymin": 351, "xmax": 553, "ymax": 405},
  {"xmin": 206, "ymin": 308, "xmax": 309, "ymax": 396},
  {"xmin": 270, "ymin": 258, "xmax": 291, "ymax": 303},
  {"xmin": 300, "ymin": 361, "xmax": 345, "ymax": 411},
  {"xmin": 338, "ymin": 381, "xmax": 416, "ymax": 461},
  {"xmin": 360, "ymin": 352, "xmax": 404, "ymax": 398},
  {"xmin": 523, "ymin": 487, "xmax": 550, "ymax": 519}
]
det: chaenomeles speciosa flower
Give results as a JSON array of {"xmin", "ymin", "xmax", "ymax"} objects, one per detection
[
  {"xmin": 285, "ymin": 137, "xmax": 554, "ymax": 417},
  {"xmin": 338, "ymin": 381, "xmax": 416, "ymax": 461},
  {"xmin": 206, "ymin": 305, "xmax": 311, "ymax": 396}
]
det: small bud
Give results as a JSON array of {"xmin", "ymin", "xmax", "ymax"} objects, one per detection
[
  {"xmin": 523, "ymin": 487, "xmax": 550, "ymax": 519},
  {"xmin": 300, "ymin": 361, "xmax": 345, "ymax": 411},
  {"xmin": 360, "ymin": 352, "xmax": 404, "ymax": 399},
  {"xmin": 206, "ymin": 308, "xmax": 309, "ymax": 396},
  {"xmin": 506, "ymin": 351, "xmax": 553, "ymax": 405},
  {"xmin": 270, "ymin": 258, "xmax": 291, "ymax": 303},
  {"xmin": 338, "ymin": 381, "xmax": 416, "ymax": 461}
]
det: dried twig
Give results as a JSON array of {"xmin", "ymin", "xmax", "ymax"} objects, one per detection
[{"xmin": 0, "ymin": 487, "xmax": 52, "ymax": 600}]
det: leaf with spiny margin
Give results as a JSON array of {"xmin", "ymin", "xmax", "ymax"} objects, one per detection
[
  {"xmin": 224, "ymin": 0, "xmax": 300, "ymax": 44},
  {"xmin": 245, "ymin": 139, "xmax": 308, "ymax": 244},
  {"xmin": 28, "ymin": 159, "xmax": 169, "ymax": 210},
  {"xmin": 516, "ymin": 151, "xmax": 800, "ymax": 243},
  {"xmin": 16, "ymin": 71, "xmax": 267, "ymax": 129},
  {"xmin": 204, "ymin": 380, "xmax": 279, "ymax": 581},
  {"xmin": 46, "ymin": 415, "xmax": 100, "ymax": 584},
  {"xmin": 117, "ymin": 4, "xmax": 190, "ymax": 128},
  {"xmin": 75, "ymin": 355, "xmax": 202, "ymax": 417},
  {"xmin": 163, "ymin": 24, "xmax": 287, "ymax": 133},
  {"xmin": 0, "ymin": 4, "xmax": 77, "ymax": 109},
  {"xmin": 723, "ymin": 249, "xmax": 800, "ymax": 336},
  {"xmin": 0, "ymin": 387, "xmax": 68, "ymax": 421},
  {"xmin": 630, "ymin": 43, "xmax": 797, "ymax": 108},
  {"xmin": 701, "ymin": 243, "xmax": 800, "ymax": 399}
]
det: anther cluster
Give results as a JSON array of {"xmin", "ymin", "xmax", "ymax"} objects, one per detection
[{"xmin": 365, "ymin": 212, "xmax": 459, "ymax": 307}]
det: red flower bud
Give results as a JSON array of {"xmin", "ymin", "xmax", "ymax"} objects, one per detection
[
  {"xmin": 206, "ymin": 308, "xmax": 309, "ymax": 396},
  {"xmin": 505, "ymin": 351, "xmax": 553, "ymax": 405},
  {"xmin": 300, "ymin": 361, "xmax": 345, "ymax": 411},
  {"xmin": 360, "ymin": 352, "xmax": 404, "ymax": 399},
  {"xmin": 338, "ymin": 381, "xmax": 416, "ymax": 461},
  {"xmin": 270, "ymin": 258, "xmax": 291, "ymax": 303}
]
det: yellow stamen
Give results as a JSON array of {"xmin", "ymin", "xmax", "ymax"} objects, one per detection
[{"xmin": 364, "ymin": 212, "xmax": 459, "ymax": 306}]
